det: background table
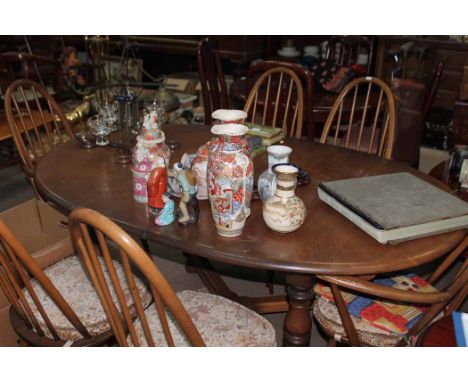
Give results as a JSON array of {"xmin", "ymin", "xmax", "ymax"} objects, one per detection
[{"xmin": 34, "ymin": 124, "xmax": 466, "ymax": 346}]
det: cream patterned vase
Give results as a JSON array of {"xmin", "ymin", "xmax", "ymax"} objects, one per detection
[{"xmin": 262, "ymin": 164, "xmax": 306, "ymax": 233}]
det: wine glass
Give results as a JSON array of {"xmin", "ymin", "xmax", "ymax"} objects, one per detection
[
  {"xmin": 98, "ymin": 101, "xmax": 119, "ymax": 132},
  {"xmin": 88, "ymin": 115, "xmax": 111, "ymax": 146}
]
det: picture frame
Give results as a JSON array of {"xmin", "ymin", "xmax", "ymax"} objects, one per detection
[{"xmin": 101, "ymin": 55, "xmax": 143, "ymax": 83}]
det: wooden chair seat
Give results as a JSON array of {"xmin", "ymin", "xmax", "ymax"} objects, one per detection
[
  {"xmin": 312, "ymin": 274, "xmax": 442, "ymax": 347},
  {"xmin": 131, "ymin": 290, "xmax": 276, "ymax": 347},
  {"xmin": 22, "ymin": 255, "xmax": 152, "ymax": 342}
]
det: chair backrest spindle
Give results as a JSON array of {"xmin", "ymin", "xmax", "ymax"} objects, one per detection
[
  {"xmin": 244, "ymin": 66, "xmax": 304, "ymax": 139},
  {"xmin": 320, "ymin": 76, "xmax": 396, "ymax": 159}
]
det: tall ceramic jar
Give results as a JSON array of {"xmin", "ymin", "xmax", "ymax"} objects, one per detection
[
  {"xmin": 262, "ymin": 164, "xmax": 306, "ymax": 233},
  {"xmin": 257, "ymin": 145, "xmax": 292, "ymax": 203},
  {"xmin": 207, "ymin": 124, "xmax": 253, "ymax": 237},
  {"xmin": 191, "ymin": 110, "xmax": 250, "ymax": 201},
  {"xmin": 131, "ymin": 131, "xmax": 171, "ymax": 204}
]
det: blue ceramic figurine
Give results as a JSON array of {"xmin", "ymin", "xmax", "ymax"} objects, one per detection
[{"xmin": 154, "ymin": 193, "xmax": 175, "ymax": 226}]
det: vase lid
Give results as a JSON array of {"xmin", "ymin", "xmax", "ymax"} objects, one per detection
[
  {"xmin": 211, "ymin": 123, "xmax": 248, "ymax": 137},
  {"xmin": 212, "ymin": 109, "xmax": 247, "ymax": 121},
  {"xmin": 138, "ymin": 130, "xmax": 166, "ymax": 144}
]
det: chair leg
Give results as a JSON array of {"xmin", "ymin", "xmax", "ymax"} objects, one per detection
[
  {"xmin": 183, "ymin": 252, "xmax": 288, "ymax": 314},
  {"xmin": 266, "ymin": 270, "xmax": 275, "ymax": 295}
]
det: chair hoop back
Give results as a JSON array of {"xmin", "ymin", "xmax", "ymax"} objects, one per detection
[
  {"xmin": 247, "ymin": 61, "xmax": 315, "ymax": 139},
  {"xmin": 244, "ymin": 66, "xmax": 304, "ymax": 138},
  {"xmin": 320, "ymin": 76, "xmax": 396, "ymax": 159},
  {"xmin": 4, "ymin": 78, "xmax": 74, "ymax": 177},
  {"xmin": 0, "ymin": 219, "xmax": 90, "ymax": 342},
  {"xmin": 68, "ymin": 208, "xmax": 206, "ymax": 347}
]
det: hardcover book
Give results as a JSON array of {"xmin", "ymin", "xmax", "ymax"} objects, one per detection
[
  {"xmin": 317, "ymin": 172, "xmax": 468, "ymax": 244},
  {"xmin": 245, "ymin": 122, "xmax": 283, "ymax": 139}
]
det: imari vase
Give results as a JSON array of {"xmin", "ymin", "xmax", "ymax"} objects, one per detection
[
  {"xmin": 262, "ymin": 164, "xmax": 306, "ymax": 233},
  {"xmin": 207, "ymin": 124, "xmax": 254, "ymax": 237}
]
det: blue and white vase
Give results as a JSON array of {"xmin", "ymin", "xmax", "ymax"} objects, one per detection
[{"xmin": 257, "ymin": 145, "xmax": 292, "ymax": 203}]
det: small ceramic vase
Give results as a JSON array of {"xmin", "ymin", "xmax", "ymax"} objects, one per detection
[
  {"xmin": 207, "ymin": 124, "xmax": 253, "ymax": 237},
  {"xmin": 257, "ymin": 145, "xmax": 292, "ymax": 203},
  {"xmin": 262, "ymin": 164, "xmax": 306, "ymax": 233}
]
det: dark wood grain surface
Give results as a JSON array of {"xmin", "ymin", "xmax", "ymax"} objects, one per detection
[{"xmin": 34, "ymin": 124, "xmax": 466, "ymax": 276}]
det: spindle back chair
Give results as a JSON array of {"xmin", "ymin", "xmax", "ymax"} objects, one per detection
[
  {"xmin": 68, "ymin": 208, "xmax": 206, "ymax": 347},
  {"xmin": 247, "ymin": 61, "xmax": 315, "ymax": 139},
  {"xmin": 320, "ymin": 76, "xmax": 396, "ymax": 159},
  {"xmin": 197, "ymin": 38, "xmax": 229, "ymax": 125},
  {"xmin": 314, "ymin": 234, "xmax": 468, "ymax": 347},
  {"xmin": 0, "ymin": 52, "xmax": 61, "ymax": 96},
  {"xmin": 244, "ymin": 67, "xmax": 304, "ymax": 138},
  {"xmin": 4, "ymin": 79, "xmax": 75, "ymax": 181},
  {"xmin": 0, "ymin": 219, "xmax": 110, "ymax": 346}
]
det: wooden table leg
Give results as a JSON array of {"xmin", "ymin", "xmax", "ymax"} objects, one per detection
[
  {"xmin": 284, "ymin": 273, "xmax": 315, "ymax": 347},
  {"xmin": 183, "ymin": 252, "xmax": 288, "ymax": 314}
]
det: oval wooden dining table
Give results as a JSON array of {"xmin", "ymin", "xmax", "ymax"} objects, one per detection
[{"xmin": 34, "ymin": 123, "xmax": 466, "ymax": 346}]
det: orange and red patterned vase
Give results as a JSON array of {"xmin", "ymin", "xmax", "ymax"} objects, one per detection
[{"xmin": 207, "ymin": 124, "xmax": 253, "ymax": 237}]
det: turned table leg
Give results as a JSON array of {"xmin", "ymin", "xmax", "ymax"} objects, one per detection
[{"xmin": 284, "ymin": 273, "xmax": 315, "ymax": 347}]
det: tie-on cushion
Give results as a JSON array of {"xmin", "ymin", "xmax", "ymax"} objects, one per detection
[
  {"xmin": 129, "ymin": 290, "xmax": 277, "ymax": 346},
  {"xmin": 313, "ymin": 274, "xmax": 436, "ymax": 346},
  {"xmin": 24, "ymin": 256, "xmax": 152, "ymax": 342}
]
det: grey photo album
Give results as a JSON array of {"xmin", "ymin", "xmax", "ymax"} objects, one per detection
[{"xmin": 317, "ymin": 172, "xmax": 468, "ymax": 244}]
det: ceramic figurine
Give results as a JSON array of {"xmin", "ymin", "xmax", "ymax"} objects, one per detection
[
  {"xmin": 207, "ymin": 124, "xmax": 253, "ymax": 237},
  {"xmin": 262, "ymin": 164, "xmax": 306, "ymax": 233},
  {"xmin": 146, "ymin": 157, "xmax": 168, "ymax": 216},
  {"xmin": 154, "ymin": 193, "xmax": 175, "ymax": 226},
  {"xmin": 173, "ymin": 163, "xmax": 199, "ymax": 226},
  {"xmin": 191, "ymin": 140, "xmax": 212, "ymax": 200},
  {"xmin": 258, "ymin": 145, "xmax": 292, "ymax": 203}
]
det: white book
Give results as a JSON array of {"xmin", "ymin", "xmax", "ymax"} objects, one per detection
[{"xmin": 317, "ymin": 172, "xmax": 468, "ymax": 244}]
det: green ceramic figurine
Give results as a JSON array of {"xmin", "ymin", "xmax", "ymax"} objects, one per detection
[{"xmin": 172, "ymin": 163, "xmax": 199, "ymax": 226}]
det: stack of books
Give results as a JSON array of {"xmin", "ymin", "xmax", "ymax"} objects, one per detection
[{"xmin": 245, "ymin": 122, "xmax": 286, "ymax": 147}]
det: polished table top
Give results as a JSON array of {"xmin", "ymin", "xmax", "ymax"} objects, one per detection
[{"xmin": 34, "ymin": 124, "xmax": 466, "ymax": 276}]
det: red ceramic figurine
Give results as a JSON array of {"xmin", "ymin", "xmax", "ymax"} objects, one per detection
[{"xmin": 147, "ymin": 158, "xmax": 168, "ymax": 216}]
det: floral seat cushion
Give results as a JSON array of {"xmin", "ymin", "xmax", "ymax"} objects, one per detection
[
  {"xmin": 24, "ymin": 256, "xmax": 152, "ymax": 342},
  {"xmin": 130, "ymin": 290, "xmax": 277, "ymax": 347},
  {"xmin": 313, "ymin": 274, "xmax": 437, "ymax": 346}
]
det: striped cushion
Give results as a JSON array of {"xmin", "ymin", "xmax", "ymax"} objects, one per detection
[{"xmin": 313, "ymin": 274, "xmax": 436, "ymax": 345}]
